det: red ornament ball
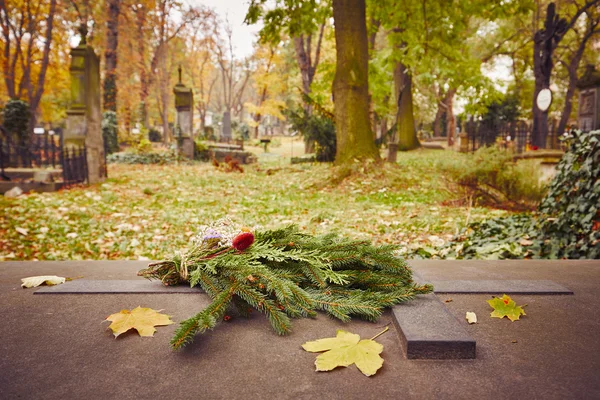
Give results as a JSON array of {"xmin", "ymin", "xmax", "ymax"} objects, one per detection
[{"xmin": 232, "ymin": 232, "xmax": 255, "ymax": 251}]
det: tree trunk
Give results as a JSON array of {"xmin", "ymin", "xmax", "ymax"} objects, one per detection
[
  {"xmin": 532, "ymin": 3, "xmax": 568, "ymax": 148},
  {"xmin": 332, "ymin": 0, "xmax": 380, "ymax": 164},
  {"xmin": 394, "ymin": 60, "xmax": 419, "ymax": 151},
  {"xmin": 446, "ymin": 88, "xmax": 457, "ymax": 146},
  {"xmin": 136, "ymin": 5, "xmax": 149, "ymax": 128},
  {"xmin": 104, "ymin": 0, "xmax": 120, "ymax": 112},
  {"xmin": 432, "ymin": 87, "xmax": 445, "ymax": 138},
  {"xmin": 531, "ymin": 39, "xmax": 550, "ymax": 148},
  {"xmin": 27, "ymin": 0, "xmax": 57, "ymax": 135},
  {"xmin": 558, "ymin": 19, "xmax": 599, "ymax": 136}
]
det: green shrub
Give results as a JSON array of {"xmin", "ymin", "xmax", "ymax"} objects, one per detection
[
  {"xmin": 148, "ymin": 128, "xmax": 162, "ymax": 142},
  {"xmin": 536, "ymin": 130, "xmax": 600, "ymax": 258},
  {"xmin": 107, "ymin": 150, "xmax": 184, "ymax": 165},
  {"xmin": 422, "ymin": 130, "xmax": 600, "ymax": 260},
  {"xmin": 2, "ymin": 99, "xmax": 30, "ymax": 143},
  {"xmin": 286, "ymin": 105, "xmax": 336, "ymax": 162},
  {"xmin": 134, "ymin": 138, "xmax": 153, "ymax": 154},
  {"xmin": 442, "ymin": 146, "xmax": 546, "ymax": 207},
  {"xmin": 102, "ymin": 111, "xmax": 120, "ymax": 154},
  {"xmin": 194, "ymin": 139, "xmax": 210, "ymax": 161}
]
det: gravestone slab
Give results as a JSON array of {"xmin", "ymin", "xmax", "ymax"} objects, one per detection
[
  {"xmin": 1, "ymin": 260, "xmax": 599, "ymax": 400},
  {"xmin": 35, "ymin": 280, "xmax": 202, "ymax": 294},
  {"xmin": 392, "ymin": 294, "xmax": 476, "ymax": 359}
]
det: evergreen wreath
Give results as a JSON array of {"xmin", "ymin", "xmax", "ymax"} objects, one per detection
[{"xmin": 138, "ymin": 220, "xmax": 433, "ymax": 349}]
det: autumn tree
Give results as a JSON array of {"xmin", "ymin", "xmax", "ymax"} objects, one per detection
[
  {"xmin": 212, "ymin": 17, "xmax": 252, "ymax": 136},
  {"xmin": 554, "ymin": 4, "xmax": 600, "ymax": 135},
  {"xmin": 245, "ymin": 43, "xmax": 287, "ymax": 138},
  {"xmin": 103, "ymin": 0, "xmax": 120, "ymax": 112},
  {"xmin": 246, "ymin": 0, "xmax": 331, "ymax": 151},
  {"xmin": 0, "ymin": 0, "xmax": 58, "ymax": 133},
  {"xmin": 182, "ymin": 13, "xmax": 219, "ymax": 133},
  {"xmin": 531, "ymin": 1, "xmax": 598, "ymax": 148},
  {"xmin": 246, "ymin": 0, "xmax": 330, "ymax": 111}
]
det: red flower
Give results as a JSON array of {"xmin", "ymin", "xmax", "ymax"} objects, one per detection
[{"xmin": 232, "ymin": 232, "xmax": 255, "ymax": 251}]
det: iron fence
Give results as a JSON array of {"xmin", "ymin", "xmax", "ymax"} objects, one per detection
[
  {"xmin": 61, "ymin": 146, "xmax": 88, "ymax": 185},
  {"xmin": 0, "ymin": 132, "xmax": 62, "ymax": 169},
  {"xmin": 464, "ymin": 119, "xmax": 563, "ymax": 153},
  {"xmin": 0, "ymin": 129, "xmax": 88, "ymax": 185}
]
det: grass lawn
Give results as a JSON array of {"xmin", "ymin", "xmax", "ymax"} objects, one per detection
[{"xmin": 0, "ymin": 145, "xmax": 513, "ymax": 261}]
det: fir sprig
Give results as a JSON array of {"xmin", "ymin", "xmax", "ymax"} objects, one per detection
[{"xmin": 138, "ymin": 225, "xmax": 433, "ymax": 350}]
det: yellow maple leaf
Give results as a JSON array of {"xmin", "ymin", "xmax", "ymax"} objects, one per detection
[
  {"xmin": 487, "ymin": 294, "xmax": 526, "ymax": 322},
  {"xmin": 105, "ymin": 306, "xmax": 174, "ymax": 338},
  {"xmin": 301, "ymin": 328, "xmax": 386, "ymax": 376}
]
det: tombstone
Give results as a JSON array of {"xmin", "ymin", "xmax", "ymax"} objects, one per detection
[
  {"xmin": 173, "ymin": 66, "xmax": 194, "ymax": 159},
  {"xmin": 222, "ymin": 110, "xmax": 232, "ymax": 140},
  {"xmin": 64, "ymin": 27, "xmax": 106, "ymax": 184},
  {"xmin": 576, "ymin": 64, "xmax": 600, "ymax": 132},
  {"xmin": 3, "ymin": 258, "xmax": 599, "ymax": 399}
]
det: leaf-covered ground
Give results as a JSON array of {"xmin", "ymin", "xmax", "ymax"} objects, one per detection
[{"xmin": 0, "ymin": 149, "xmax": 512, "ymax": 261}]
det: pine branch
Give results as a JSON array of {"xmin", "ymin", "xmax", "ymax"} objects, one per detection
[
  {"xmin": 141, "ymin": 224, "xmax": 434, "ymax": 349},
  {"xmin": 171, "ymin": 282, "xmax": 239, "ymax": 350}
]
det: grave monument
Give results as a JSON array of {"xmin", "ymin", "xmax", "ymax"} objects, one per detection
[
  {"xmin": 576, "ymin": 64, "xmax": 600, "ymax": 132},
  {"xmin": 64, "ymin": 26, "xmax": 106, "ymax": 184},
  {"xmin": 173, "ymin": 66, "xmax": 195, "ymax": 159},
  {"xmin": 222, "ymin": 110, "xmax": 232, "ymax": 140}
]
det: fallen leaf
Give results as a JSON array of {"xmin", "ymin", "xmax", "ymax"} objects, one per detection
[
  {"xmin": 15, "ymin": 227, "xmax": 28, "ymax": 236},
  {"xmin": 21, "ymin": 275, "xmax": 66, "ymax": 288},
  {"xmin": 465, "ymin": 312, "xmax": 477, "ymax": 324},
  {"xmin": 487, "ymin": 294, "xmax": 526, "ymax": 322},
  {"xmin": 302, "ymin": 328, "xmax": 386, "ymax": 376},
  {"xmin": 444, "ymin": 298, "xmax": 453, "ymax": 303},
  {"xmin": 519, "ymin": 239, "xmax": 533, "ymax": 246},
  {"xmin": 105, "ymin": 306, "xmax": 174, "ymax": 337}
]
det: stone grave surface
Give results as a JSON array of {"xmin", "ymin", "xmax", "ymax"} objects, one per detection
[{"xmin": 1, "ymin": 260, "xmax": 599, "ymax": 399}]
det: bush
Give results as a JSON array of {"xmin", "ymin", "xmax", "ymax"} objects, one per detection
[
  {"xmin": 134, "ymin": 138, "xmax": 153, "ymax": 154},
  {"xmin": 148, "ymin": 128, "xmax": 162, "ymax": 142},
  {"xmin": 536, "ymin": 130, "xmax": 600, "ymax": 258},
  {"xmin": 102, "ymin": 111, "xmax": 120, "ymax": 154},
  {"xmin": 441, "ymin": 146, "xmax": 546, "ymax": 208},
  {"xmin": 286, "ymin": 105, "xmax": 336, "ymax": 162},
  {"xmin": 422, "ymin": 130, "xmax": 600, "ymax": 260},
  {"xmin": 2, "ymin": 99, "xmax": 30, "ymax": 143},
  {"xmin": 107, "ymin": 150, "xmax": 184, "ymax": 165},
  {"xmin": 194, "ymin": 139, "xmax": 210, "ymax": 161}
]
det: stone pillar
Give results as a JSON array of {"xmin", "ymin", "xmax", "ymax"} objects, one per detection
[
  {"xmin": 65, "ymin": 32, "xmax": 106, "ymax": 184},
  {"xmin": 222, "ymin": 110, "xmax": 232, "ymax": 140},
  {"xmin": 458, "ymin": 132, "xmax": 469, "ymax": 153},
  {"xmin": 173, "ymin": 67, "xmax": 194, "ymax": 159},
  {"xmin": 576, "ymin": 65, "xmax": 600, "ymax": 132}
]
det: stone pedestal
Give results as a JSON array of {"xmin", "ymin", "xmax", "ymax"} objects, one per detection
[
  {"xmin": 576, "ymin": 65, "xmax": 600, "ymax": 132},
  {"xmin": 222, "ymin": 111, "xmax": 232, "ymax": 140},
  {"xmin": 65, "ymin": 41, "xmax": 106, "ymax": 184},
  {"xmin": 458, "ymin": 132, "xmax": 469, "ymax": 152},
  {"xmin": 173, "ymin": 69, "xmax": 194, "ymax": 159}
]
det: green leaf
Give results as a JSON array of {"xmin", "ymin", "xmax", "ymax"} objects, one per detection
[
  {"xmin": 487, "ymin": 294, "xmax": 526, "ymax": 322},
  {"xmin": 302, "ymin": 329, "xmax": 385, "ymax": 376}
]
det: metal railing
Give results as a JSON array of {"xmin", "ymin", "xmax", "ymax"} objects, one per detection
[
  {"xmin": 464, "ymin": 119, "xmax": 562, "ymax": 153},
  {"xmin": 1, "ymin": 128, "xmax": 88, "ymax": 185}
]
